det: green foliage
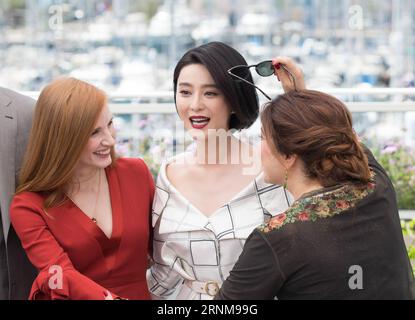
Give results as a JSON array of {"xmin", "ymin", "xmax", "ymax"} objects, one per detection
[
  {"xmin": 7, "ymin": 0, "xmax": 25, "ymax": 9},
  {"xmin": 372, "ymin": 144, "xmax": 415, "ymax": 210},
  {"xmin": 401, "ymin": 219, "xmax": 415, "ymax": 275},
  {"xmin": 129, "ymin": 0, "xmax": 161, "ymax": 22},
  {"xmin": 142, "ymin": 151, "xmax": 162, "ymax": 181},
  {"xmin": 371, "ymin": 143, "xmax": 415, "ymax": 273}
]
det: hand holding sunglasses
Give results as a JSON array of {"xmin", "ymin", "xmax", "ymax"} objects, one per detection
[
  {"xmin": 228, "ymin": 60, "xmax": 299, "ymax": 101},
  {"xmin": 272, "ymin": 57, "xmax": 306, "ymax": 92}
]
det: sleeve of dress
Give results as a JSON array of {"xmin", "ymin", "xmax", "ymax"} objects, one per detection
[
  {"xmin": 214, "ymin": 229, "xmax": 284, "ymax": 300},
  {"xmin": 140, "ymin": 158, "xmax": 155, "ymax": 203},
  {"xmin": 146, "ymin": 238, "xmax": 184, "ymax": 300},
  {"xmin": 257, "ymin": 180, "xmax": 293, "ymax": 218},
  {"xmin": 10, "ymin": 195, "xmax": 120, "ymax": 300},
  {"xmin": 146, "ymin": 164, "xmax": 184, "ymax": 300}
]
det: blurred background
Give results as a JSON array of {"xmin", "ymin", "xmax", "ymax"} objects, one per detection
[
  {"xmin": 2, "ymin": 0, "xmax": 415, "ymax": 90},
  {"xmin": 1, "ymin": 1, "xmax": 414, "ymax": 213}
]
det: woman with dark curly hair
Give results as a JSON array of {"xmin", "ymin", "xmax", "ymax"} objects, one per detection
[{"xmin": 215, "ymin": 58, "xmax": 415, "ymax": 300}]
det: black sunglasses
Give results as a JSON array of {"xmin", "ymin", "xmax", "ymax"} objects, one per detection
[{"xmin": 227, "ymin": 60, "xmax": 297, "ymax": 100}]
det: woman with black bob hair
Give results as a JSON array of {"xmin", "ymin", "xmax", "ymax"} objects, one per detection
[
  {"xmin": 147, "ymin": 42, "xmax": 292, "ymax": 300},
  {"xmin": 173, "ymin": 41, "xmax": 259, "ymax": 130},
  {"xmin": 215, "ymin": 57, "xmax": 415, "ymax": 300}
]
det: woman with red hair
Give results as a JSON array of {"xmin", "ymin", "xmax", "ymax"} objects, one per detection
[{"xmin": 11, "ymin": 78, "xmax": 154, "ymax": 300}]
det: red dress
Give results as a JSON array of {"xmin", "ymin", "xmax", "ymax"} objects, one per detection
[{"xmin": 10, "ymin": 158, "xmax": 154, "ymax": 300}]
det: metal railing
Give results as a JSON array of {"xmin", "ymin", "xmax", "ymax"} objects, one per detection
[
  {"xmin": 22, "ymin": 87, "xmax": 415, "ymax": 113},
  {"xmin": 21, "ymin": 88, "xmax": 415, "ymax": 219}
]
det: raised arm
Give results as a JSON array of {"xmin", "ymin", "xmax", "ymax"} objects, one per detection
[{"xmin": 272, "ymin": 56, "xmax": 306, "ymax": 93}]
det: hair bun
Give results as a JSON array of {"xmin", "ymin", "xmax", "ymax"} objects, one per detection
[{"xmin": 261, "ymin": 90, "xmax": 371, "ymax": 187}]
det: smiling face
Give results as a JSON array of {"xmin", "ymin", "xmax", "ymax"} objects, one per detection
[
  {"xmin": 76, "ymin": 104, "xmax": 116, "ymax": 173},
  {"xmin": 176, "ymin": 63, "xmax": 232, "ymax": 140}
]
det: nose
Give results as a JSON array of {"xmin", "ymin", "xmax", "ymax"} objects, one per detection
[
  {"xmin": 189, "ymin": 93, "xmax": 204, "ymax": 112},
  {"xmin": 101, "ymin": 127, "xmax": 116, "ymax": 147}
]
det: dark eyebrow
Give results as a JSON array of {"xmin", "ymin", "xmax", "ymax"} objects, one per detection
[
  {"xmin": 202, "ymin": 84, "xmax": 219, "ymax": 89},
  {"xmin": 178, "ymin": 82, "xmax": 219, "ymax": 89}
]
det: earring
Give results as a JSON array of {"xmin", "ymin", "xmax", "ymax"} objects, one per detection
[{"xmin": 283, "ymin": 169, "xmax": 288, "ymax": 189}]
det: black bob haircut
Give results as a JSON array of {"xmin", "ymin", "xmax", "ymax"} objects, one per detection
[{"xmin": 173, "ymin": 41, "xmax": 259, "ymax": 130}]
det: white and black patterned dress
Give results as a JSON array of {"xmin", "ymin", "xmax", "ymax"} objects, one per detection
[{"xmin": 147, "ymin": 155, "xmax": 292, "ymax": 300}]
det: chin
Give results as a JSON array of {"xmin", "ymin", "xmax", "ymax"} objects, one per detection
[
  {"xmin": 263, "ymin": 175, "xmax": 271, "ymax": 184},
  {"xmin": 95, "ymin": 158, "xmax": 112, "ymax": 168},
  {"xmin": 188, "ymin": 129, "xmax": 207, "ymax": 141},
  {"xmin": 103, "ymin": 159, "xmax": 113, "ymax": 168},
  {"xmin": 263, "ymin": 173, "xmax": 279, "ymax": 185}
]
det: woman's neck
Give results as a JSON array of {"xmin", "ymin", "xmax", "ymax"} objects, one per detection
[
  {"xmin": 287, "ymin": 174, "xmax": 323, "ymax": 201},
  {"xmin": 67, "ymin": 167, "xmax": 103, "ymax": 195}
]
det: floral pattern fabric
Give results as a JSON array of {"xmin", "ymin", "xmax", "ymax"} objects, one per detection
[{"xmin": 258, "ymin": 175, "xmax": 376, "ymax": 233}]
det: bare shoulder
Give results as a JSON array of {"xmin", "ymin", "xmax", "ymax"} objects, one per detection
[{"xmin": 165, "ymin": 153, "xmax": 195, "ymax": 184}]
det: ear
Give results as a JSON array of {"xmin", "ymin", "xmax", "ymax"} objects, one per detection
[{"xmin": 283, "ymin": 154, "xmax": 297, "ymax": 170}]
